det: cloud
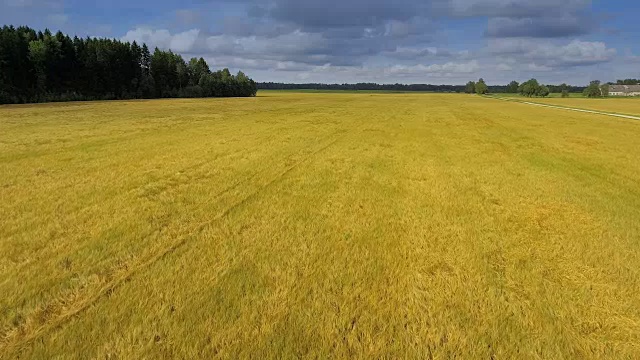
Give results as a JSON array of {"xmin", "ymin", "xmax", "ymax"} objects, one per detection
[
  {"xmin": 448, "ymin": 0, "xmax": 590, "ymax": 18},
  {"xmin": 486, "ymin": 15, "xmax": 592, "ymax": 38},
  {"xmin": 496, "ymin": 63, "xmax": 513, "ymax": 71},
  {"xmin": 488, "ymin": 39, "xmax": 616, "ymax": 68},
  {"xmin": 526, "ymin": 63, "xmax": 552, "ymax": 72},
  {"xmin": 199, "ymin": 0, "xmax": 598, "ymax": 72},
  {"xmin": 248, "ymin": 0, "xmax": 591, "ymax": 29},
  {"xmin": 121, "ymin": 28, "xmax": 200, "ymax": 53},
  {"xmin": 386, "ymin": 60, "xmax": 480, "ymax": 75},
  {"xmin": 4, "ymin": 0, "xmax": 62, "ymax": 8},
  {"xmin": 170, "ymin": 29, "xmax": 201, "ymax": 52},
  {"xmin": 268, "ymin": 0, "xmax": 422, "ymax": 29},
  {"xmin": 548, "ymin": 40, "xmax": 616, "ymax": 66},
  {"xmin": 256, "ymin": 60, "xmax": 484, "ymax": 84},
  {"xmin": 385, "ymin": 46, "xmax": 471, "ymax": 60},
  {"xmin": 109, "ymin": 0, "xmax": 629, "ymax": 84}
]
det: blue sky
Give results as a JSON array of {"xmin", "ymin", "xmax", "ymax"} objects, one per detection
[{"xmin": 2, "ymin": 0, "xmax": 639, "ymax": 84}]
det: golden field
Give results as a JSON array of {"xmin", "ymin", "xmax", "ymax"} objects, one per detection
[{"xmin": 1, "ymin": 92, "xmax": 640, "ymax": 358}]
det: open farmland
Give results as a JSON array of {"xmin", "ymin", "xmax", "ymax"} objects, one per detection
[{"xmin": 1, "ymin": 92, "xmax": 640, "ymax": 358}]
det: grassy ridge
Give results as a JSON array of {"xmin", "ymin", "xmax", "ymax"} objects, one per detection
[
  {"xmin": 495, "ymin": 92, "xmax": 585, "ymax": 98},
  {"xmin": 1, "ymin": 93, "xmax": 640, "ymax": 358},
  {"xmin": 258, "ymin": 89, "xmax": 440, "ymax": 94},
  {"xmin": 493, "ymin": 93, "xmax": 640, "ymax": 116}
]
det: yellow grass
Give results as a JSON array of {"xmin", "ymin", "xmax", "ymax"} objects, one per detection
[
  {"xmin": 1, "ymin": 92, "xmax": 640, "ymax": 358},
  {"xmin": 514, "ymin": 96, "xmax": 640, "ymax": 117}
]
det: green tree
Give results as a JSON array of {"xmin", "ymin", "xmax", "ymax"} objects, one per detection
[
  {"xmin": 198, "ymin": 73, "xmax": 216, "ymax": 97},
  {"xmin": 583, "ymin": 80, "xmax": 603, "ymax": 98},
  {"xmin": 140, "ymin": 44, "xmax": 151, "ymax": 75},
  {"xmin": 475, "ymin": 78, "xmax": 488, "ymax": 95},
  {"xmin": 187, "ymin": 57, "xmax": 210, "ymax": 86},
  {"xmin": 561, "ymin": 90, "xmax": 570, "ymax": 98},
  {"xmin": 176, "ymin": 59, "xmax": 188, "ymax": 91},
  {"xmin": 538, "ymin": 85, "xmax": 550, "ymax": 97},
  {"xmin": 520, "ymin": 79, "xmax": 540, "ymax": 97},
  {"xmin": 465, "ymin": 81, "xmax": 476, "ymax": 94},
  {"xmin": 507, "ymin": 80, "xmax": 519, "ymax": 93},
  {"xmin": 28, "ymin": 40, "xmax": 47, "ymax": 96},
  {"xmin": 0, "ymin": 26, "xmax": 36, "ymax": 102}
]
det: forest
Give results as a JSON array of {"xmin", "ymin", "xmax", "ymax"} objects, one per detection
[{"xmin": 0, "ymin": 26, "xmax": 258, "ymax": 104}]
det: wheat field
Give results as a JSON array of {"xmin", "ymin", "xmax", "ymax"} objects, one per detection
[{"xmin": 1, "ymin": 92, "xmax": 640, "ymax": 358}]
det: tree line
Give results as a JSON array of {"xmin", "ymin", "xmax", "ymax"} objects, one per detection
[
  {"xmin": 615, "ymin": 79, "xmax": 640, "ymax": 85},
  {"xmin": 466, "ymin": 77, "xmax": 623, "ymax": 98},
  {"xmin": 259, "ymin": 81, "xmax": 588, "ymax": 94},
  {"xmin": 0, "ymin": 25, "xmax": 257, "ymax": 104},
  {"xmin": 467, "ymin": 79, "xmax": 596, "ymax": 97},
  {"xmin": 258, "ymin": 82, "xmax": 468, "ymax": 92}
]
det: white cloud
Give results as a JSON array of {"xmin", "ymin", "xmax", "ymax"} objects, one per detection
[
  {"xmin": 488, "ymin": 38, "xmax": 616, "ymax": 68},
  {"xmin": 527, "ymin": 63, "xmax": 552, "ymax": 72},
  {"xmin": 122, "ymin": 28, "xmax": 172, "ymax": 49},
  {"xmin": 385, "ymin": 46, "xmax": 470, "ymax": 60},
  {"xmin": 121, "ymin": 28, "xmax": 200, "ymax": 53},
  {"xmin": 170, "ymin": 29, "xmax": 200, "ymax": 52},
  {"xmin": 385, "ymin": 20, "xmax": 411, "ymax": 38},
  {"xmin": 114, "ymin": 9, "xmax": 627, "ymax": 85},
  {"xmin": 551, "ymin": 40, "xmax": 616, "ymax": 65},
  {"xmin": 386, "ymin": 60, "xmax": 480, "ymax": 75},
  {"xmin": 449, "ymin": 0, "xmax": 589, "ymax": 17}
]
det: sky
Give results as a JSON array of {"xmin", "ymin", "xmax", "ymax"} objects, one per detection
[{"xmin": 2, "ymin": 0, "xmax": 639, "ymax": 85}]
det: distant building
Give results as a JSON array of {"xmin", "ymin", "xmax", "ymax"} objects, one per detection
[{"xmin": 608, "ymin": 84, "xmax": 640, "ymax": 96}]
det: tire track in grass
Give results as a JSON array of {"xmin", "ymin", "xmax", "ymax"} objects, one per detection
[
  {"xmin": 0, "ymin": 128, "xmax": 351, "ymax": 355},
  {"xmin": 1, "ymin": 116, "xmax": 342, "ymax": 344},
  {"xmin": 3, "ymin": 100, "xmax": 390, "ymax": 354},
  {"xmin": 485, "ymin": 95, "xmax": 640, "ymax": 121}
]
